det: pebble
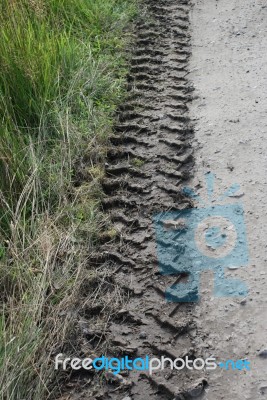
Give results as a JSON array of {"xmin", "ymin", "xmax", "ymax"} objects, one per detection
[
  {"xmin": 259, "ymin": 384, "xmax": 267, "ymax": 395},
  {"xmin": 134, "ymin": 288, "xmax": 144, "ymax": 295},
  {"xmin": 139, "ymin": 331, "xmax": 147, "ymax": 339},
  {"xmin": 258, "ymin": 348, "xmax": 267, "ymax": 358},
  {"xmin": 122, "ymin": 397, "xmax": 132, "ymax": 400},
  {"xmin": 227, "ymin": 265, "xmax": 239, "ymax": 270}
]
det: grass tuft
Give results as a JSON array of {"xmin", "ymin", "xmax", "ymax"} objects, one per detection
[{"xmin": 0, "ymin": 0, "xmax": 137, "ymax": 398}]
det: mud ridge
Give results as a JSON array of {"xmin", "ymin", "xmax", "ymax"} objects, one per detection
[
  {"xmin": 100, "ymin": 0, "xmax": 200, "ymax": 398},
  {"xmin": 73, "ymin": 1, "xmax": 205, "ymax": 399}
]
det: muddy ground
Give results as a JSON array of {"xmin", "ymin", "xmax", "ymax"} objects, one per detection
[
  {"xmin": 61, "ymin": 0, "xmax": 267, "ymax": 399},
  {"xmin": 100, "ymin": 0, "xmax": 204, "ymax": 398}
]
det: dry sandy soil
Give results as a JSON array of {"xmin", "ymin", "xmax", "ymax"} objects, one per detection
[{"xmin": 189, "ymin": 0, "xmax": 267, "ymax": 398}]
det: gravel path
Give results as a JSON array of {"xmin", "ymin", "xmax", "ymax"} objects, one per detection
[{"xmin": 189, "ymin": 0, "xmax": 267, "ymax": 398}]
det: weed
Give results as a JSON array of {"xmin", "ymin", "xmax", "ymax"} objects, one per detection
[
  {"xmin": 132, "ymin": 157, "xmax": 145, "ymax": 168},
  {"xmin": 0, "ymin": 0, "xmax": 137, "ymax": 398}
]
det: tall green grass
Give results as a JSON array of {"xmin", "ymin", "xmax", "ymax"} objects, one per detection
[{"xmin": 0, "ymin": 0, "xmax": 136, "ymax": 398}]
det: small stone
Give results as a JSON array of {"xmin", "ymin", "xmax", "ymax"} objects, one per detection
[
  {"xmin": 139, "ymin": 331, "xmax": 147, "ymax": 339},
  {"xmin": 105, "ymin": 372, "xmax": 132, "ymax": 387},
  {"xmin": 240, "ymin": 298, "xmax": 247, "ymax": 305},
  {"xmin": 112, "ymin": 337, "xmax": 128, "ymax": 347},
  {"xmin": 122, "ymin": 397, "xmax": 132, "ymax": 400},
  {"xmin": 134, "ymin": 288, "xmax": 144, "ymax": 295},
  {"xmin": 125, "ymin": 346, "xmax": 138, "ymax": 355},
  {"xmin": 228, "ymin": 191, "xmax": 244, "ymax": 198},
  {"xmin": 186, "ymin": 379, "xmax": 208, "ymax": 397},
  {"xmin": 258, "ymin": 348, "xmax": 267, "ymax": 358},
  {"xmin": 259, "ymin": 383, "xmax": 267, "ymax": 395}
]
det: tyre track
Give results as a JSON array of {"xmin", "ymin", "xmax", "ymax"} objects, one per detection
[{"xmin": 88, "ymin": 1, "xmax": 206, "ymax": 399}]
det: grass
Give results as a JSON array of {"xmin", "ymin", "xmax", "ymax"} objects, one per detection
[
  {"xmin": 0, "ymin": 0, "xmax": 137, "ymax": 398},
  {"xmin": 131, "ymin": 157, "xmax": 145, "ymax": 168}
]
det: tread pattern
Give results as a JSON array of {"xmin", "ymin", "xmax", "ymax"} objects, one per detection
[{"xmin": 72, "ymin": 1, "xmax": 206, "ymax": 399}]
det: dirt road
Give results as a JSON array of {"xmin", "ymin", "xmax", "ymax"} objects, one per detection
[
  {"xmin": 66, "ymin": 0, "xmax": 267, "ymax": 399},
  {"xmin": 189, "ymin": 0, "xmax": 267, "ymax": 398}
]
